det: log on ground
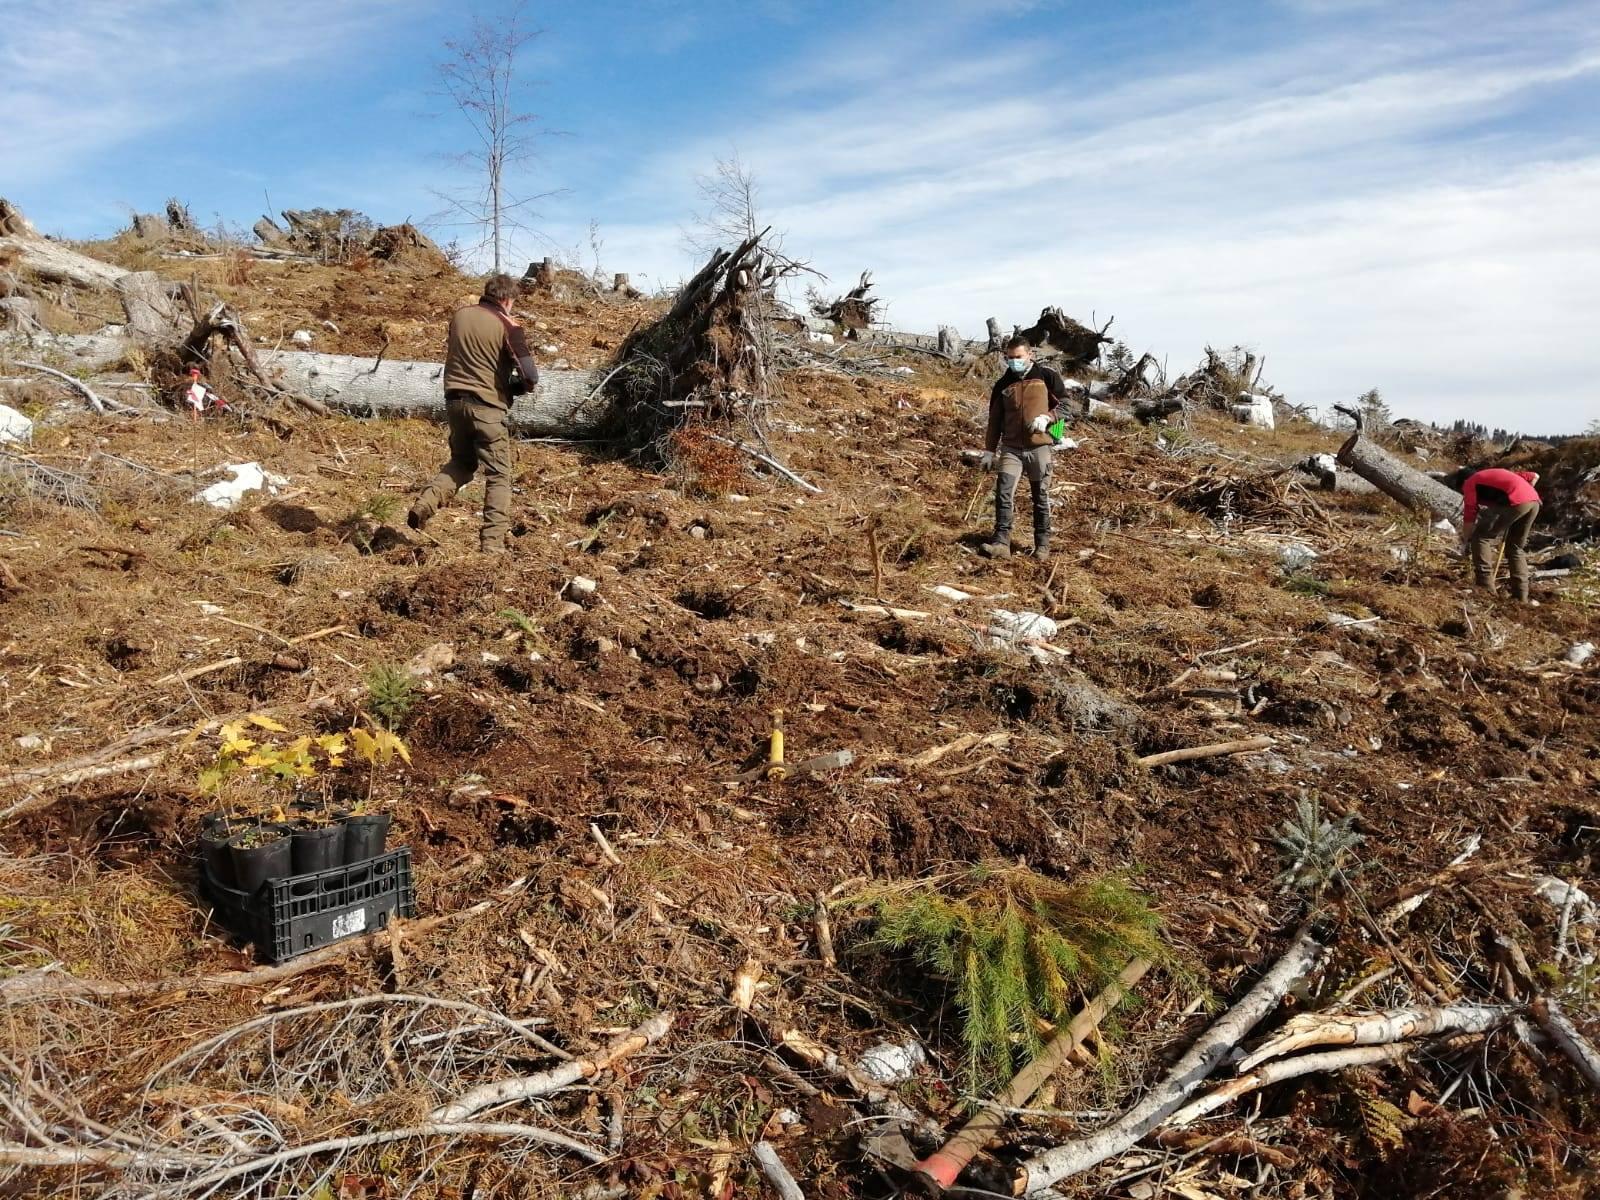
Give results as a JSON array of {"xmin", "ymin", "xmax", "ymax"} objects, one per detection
[
  {"xmin": 254, "ymin": 350, "xmax": 609, "ymax": 436},
  {"xmin": 1336, "ymin": 431, "xmax": 1464, "ymax": 525}
]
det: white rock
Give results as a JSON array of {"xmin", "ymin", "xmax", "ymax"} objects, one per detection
[
  {"xmin": 540, "ymin": 343, "xmax": 561, "ymax": 354},
  {"xmin": 931, "ymin": 585, "xmax": 972, "ymax": 602},
  {"xmin": 14, "ymin": 734, "xmax": 45, "ymax": 751},
  {"xmin": 806, "ymin": 330, "xmax": 835, "ymax": 344},
  {"xmin": 857, "ymin": 1040, "xmax": 926, "ymax": 1084},
  {"xmin": 565, "ymin": 575, "xmax": 597, "ymax": 601},
  {"xmin": 192, "ymin": 462, "xmax": 288, "ymax": 510},
  {"xmin": 0, "ymin": 403, "xmax": 34, "ymax": 444},
  {"xmin": 407, "ymin": 642, "xmax": 456, "ymax": 676},
  {"xmin": 1232, "ymin": 393, "xmax": 1275, "ymax": 430},
  {"xmin": 1531, "ymin": 876, "xmax": 1597, "ymax": 927},
  {"xmin": 987, "ymin": 608, "xmax": 1059, "ymax": 644},
  {"xmin": 1278, "ymin": 543, "xmax": 1319, "ymax": 571},
  {"xmin": 1564, "ymin": 642, "xmax": 1596, "ymax": 666},
  {"xmin": 890, "ymin": 366, "xmax": 915, "ymax": 376},
  {"xmin": 290, "ymin": 329, "xmax": 313, "ymax": 347}
]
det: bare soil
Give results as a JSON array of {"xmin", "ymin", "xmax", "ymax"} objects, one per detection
[{"xmin": 2, "ymin": 246, "xmax": 1598, "ymax": 1199}]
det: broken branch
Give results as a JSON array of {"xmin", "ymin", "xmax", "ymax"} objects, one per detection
[
  {"xmin": 430, "ymin": 1011, "xmax": 674, "ymax": 1122},
  {"xmin": 1016, "ymin": 927, "xmax": 1325, "ymax": 1192}
]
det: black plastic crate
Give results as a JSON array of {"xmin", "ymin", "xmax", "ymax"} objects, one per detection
[{"xmin": 200, "ymin": 848, "xmax": 415, "ymax": 963}]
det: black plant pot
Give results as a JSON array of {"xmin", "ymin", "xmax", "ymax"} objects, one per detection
[
  {"xmin": 343, "ymin": 812, "xmax": 391, "ymax": 863},
  {"xmin": 290, "ymin": 798, "xmax": 350, "ymax": 822},
  {"xmin": 199, "ymin": 824, "xmax": 236, "ymax": 886},
  {"xmin": 290, "ymin": 820, "xmax": 345, "ymax": 874},
  {"xmin": 228, "ymin": 825, "xmax": 293, "ymax": 895}
]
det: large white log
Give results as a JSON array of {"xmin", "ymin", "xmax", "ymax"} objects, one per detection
[
  {"xmin": 0, "ymin": 235, "xmax": 127, "ymax": 290},
  {"xmin": 1336, "ymin": 430, "xmax": 1464, "ymax": 525},
  {"xmin": 254, "ymin": 349, "xmax": 611, "ymax": 435},
  {"xmin": 0, "ymin": 330, "xmax": 131, "ymax": 369}
]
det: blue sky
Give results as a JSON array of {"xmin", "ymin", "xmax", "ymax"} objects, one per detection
[{"xmin": 4, "ymin": 0, "xmax": 1598, "ymax": 432}]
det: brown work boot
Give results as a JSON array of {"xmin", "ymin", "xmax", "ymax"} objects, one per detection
[
  {"xmin": 1032, "ymin": 539, "xmax": 1050, "ymax": 562},
  {"xmin": 406, "ymin": 509, "xmax": 427, "ymax": 532},
  {"xmin": 979, "ymin": 540, "xmax": 1011, "ymax": 560}
]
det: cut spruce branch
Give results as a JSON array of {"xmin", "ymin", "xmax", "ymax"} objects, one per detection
[
  {"xmin": 1136, "ymin": 736, "xmax": 1274, "ymax": 768},
  {"xmin": 913, "ymin": 959, "xmax": 1151, "ymax": 1193},
  {"xmin": 1235, "ymin": 1003, "xmax": 1514, "ymax": 1073},
  {"xmin": 430, "ymin": 1011, "xmax": 674, "ymax": 1122},
  {"xmin": 0, "ymin": 878, "xmax": 530, "ymax": 1004},
  {"xmin": 1148, "ymin": 1128, "xmax": 1296, "ymax": 1167},
  {"xmin": 1015, "ymin": 927, "xmax": 1326, "ymax": 1193}
]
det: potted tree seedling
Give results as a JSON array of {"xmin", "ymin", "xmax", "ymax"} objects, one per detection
[
  {"xmin": 343, "ymin": 719, "xmax": 409, "ymax": 862},
  {"xmin": 227, "ymin": 821, "xmax": 292, "ymax": 894}
]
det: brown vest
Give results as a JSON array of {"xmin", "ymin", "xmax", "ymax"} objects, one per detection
[{"xmin": 991, "ymin": 378, "xmax": 1053, "ymax": 450}]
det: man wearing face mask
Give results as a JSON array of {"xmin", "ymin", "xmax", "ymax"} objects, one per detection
[{"xmin": 978, "ymin": 336, "xmax": 1072, "ymax": 561}]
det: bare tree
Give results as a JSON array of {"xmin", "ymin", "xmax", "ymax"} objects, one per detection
[
  {"xmin": 685, "ymin": 153, "xmax": 763, "ymax": 256},
  {"xmin": 433, "ymin": 2, "xmax": 554, "ymax": 273}
]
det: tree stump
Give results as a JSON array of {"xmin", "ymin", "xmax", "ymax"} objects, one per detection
[{"xmin": 526, "ymin": 258, "xmax": 558, "ymax": 289}]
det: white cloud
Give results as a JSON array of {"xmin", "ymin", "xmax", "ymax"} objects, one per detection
[
  {"xmin": 0, "ymin": 0, "xmax": 412, "ymax": 219},
  {"xmin": 552, "ymin": 7, "xmax": 1600, "ymax": 432}
]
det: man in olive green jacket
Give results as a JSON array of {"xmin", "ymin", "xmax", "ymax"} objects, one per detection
[{"xmin": 407, "ymin": 273, "xmax": 538, "ymax": 553}]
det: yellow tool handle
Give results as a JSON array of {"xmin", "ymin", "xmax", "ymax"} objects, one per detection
[{"xmin": 767, "ymin": 708, "xmax": 787, "ymax": 781}]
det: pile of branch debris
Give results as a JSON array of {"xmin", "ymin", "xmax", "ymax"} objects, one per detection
[
  {"xmin": 810, "ymin": 271, "xmax": 881, "ymax": 333},
  {"xmin": 252, "ymin": 208, "xmax": 447, "ymax": 266}
]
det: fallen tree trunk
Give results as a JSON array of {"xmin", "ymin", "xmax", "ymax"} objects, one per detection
[
  {"xmin": 0, "ymin": 234, "xmax": 126, "ymax": 290},
  {"xmin": 254, "ymin": 349, "xmax": 609, "ymax": 436},
  {"xmin": 1016, "ymin": 927, "xmax": 1326, "ymax": 1193},
  {"xmin": 1336, "ymin": 430, "xmax": 1464, "ymax": 525},
  {"xmin": 1132, "ymin": 397, "xmax": 1184, "ymax": 424}
]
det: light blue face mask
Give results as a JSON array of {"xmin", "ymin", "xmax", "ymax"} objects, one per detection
[{"xmin": 1006, "ymin": 357, "xmax": 1030, "ymax": 374}]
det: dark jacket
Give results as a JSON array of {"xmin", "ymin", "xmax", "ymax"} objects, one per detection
[
  {"xmin": 443, "ymin": 303, "xmax": 539, "ymax": 408},
  {"xmin": 986, "ymin": 363, "xmax": 1070, "ymax": 452}
]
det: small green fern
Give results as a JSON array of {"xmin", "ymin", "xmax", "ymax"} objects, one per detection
[{"xmin": 854, "ymin": 864, "xmax": 1174, "ymax": 1093}]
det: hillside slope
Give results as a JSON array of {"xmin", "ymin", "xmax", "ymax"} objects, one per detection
[{"xmin": 1, "ymin": 240, "xmax": 1598, "ymax": 1199}]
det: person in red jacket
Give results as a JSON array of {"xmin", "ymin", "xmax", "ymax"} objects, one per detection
[{"xmin": 1461, "ymin": 468, "xmax": 1541, "ymax": 601}]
